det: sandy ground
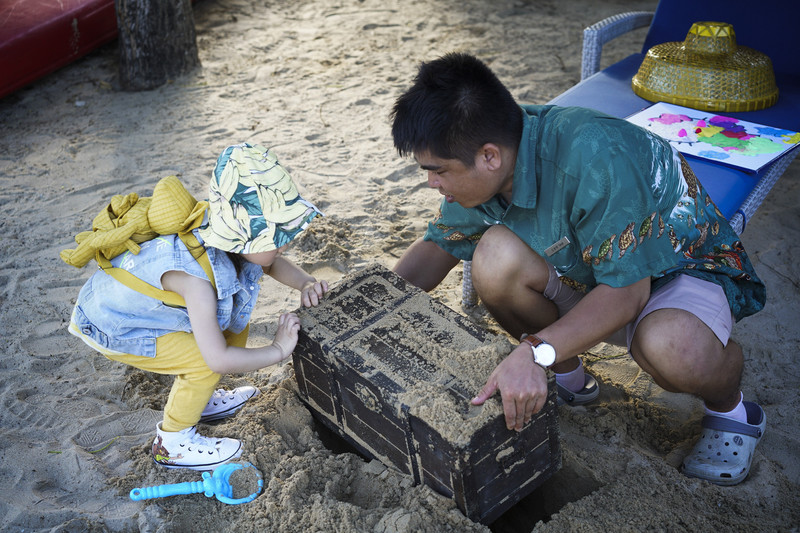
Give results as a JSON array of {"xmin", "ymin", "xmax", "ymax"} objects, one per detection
[{"xmin": 1, "ymin": 0, "xmax": 798, "ymax": 531}]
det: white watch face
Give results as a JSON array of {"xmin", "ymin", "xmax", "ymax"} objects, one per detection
[{"xmin": 534, "ymin": 343, "xmax": 557, "ymax": 367}]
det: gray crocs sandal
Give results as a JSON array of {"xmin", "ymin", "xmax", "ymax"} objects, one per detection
[
  {"xmin": 556, "ymin": 374, "xmax": 600, "ymax": 406},
  {"xmin": 681, "ymin": 401, "xmax": 766, "ymax": 486}
]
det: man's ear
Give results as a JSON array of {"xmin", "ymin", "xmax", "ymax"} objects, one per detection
[{"xmin": 477, "ymin": 143, "xmax": 503, "ymax": 171}]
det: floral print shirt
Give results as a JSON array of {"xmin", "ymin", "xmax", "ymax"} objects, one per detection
[{"xmin": 424, "ymin": 105, "xmax": 765, "ymax": 321}]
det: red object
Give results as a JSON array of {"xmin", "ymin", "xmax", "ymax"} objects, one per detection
[{"xmin": 0, "ymin": 0, "xmax": 118, "ymax": 100}]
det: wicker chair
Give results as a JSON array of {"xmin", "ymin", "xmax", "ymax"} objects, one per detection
[{"xmin": 462, "ymin": 0, "xmax": 799, "ymax": 307}]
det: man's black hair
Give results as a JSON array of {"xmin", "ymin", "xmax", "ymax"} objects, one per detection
[{"xmin": 391, "ymin": 52, "xmax": 523, "ymax": 167}]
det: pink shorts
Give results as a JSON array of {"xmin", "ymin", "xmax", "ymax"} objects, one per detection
[{"xmin": 622, "ymin": 274, "xmax": 734, "ymax": 350}]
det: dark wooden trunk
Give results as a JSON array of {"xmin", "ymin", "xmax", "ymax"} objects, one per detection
[
  {"xmin": 293, "ymin": 264, "xmax": 561, "ymax": 524},
  {"xmin": 114, "ymin": 0, "xmax": 199, "ymax": 91}
]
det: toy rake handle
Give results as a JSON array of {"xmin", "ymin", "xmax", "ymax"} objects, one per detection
[{"xmin": 130, "ymin": 480, "xmax": 205, "ymax": 501}]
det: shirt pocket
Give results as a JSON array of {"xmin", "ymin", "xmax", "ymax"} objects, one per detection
[{"xmin": 542, "ymin": 235, "xmax": 580, "ymax": 274}]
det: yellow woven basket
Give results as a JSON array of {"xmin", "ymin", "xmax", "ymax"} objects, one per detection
[{"xmin": 632, "ymin": 21, "xmax": 779, "ymax": 112}]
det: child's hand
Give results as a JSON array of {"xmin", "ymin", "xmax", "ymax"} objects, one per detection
[
  {"xmin": 272, "ymin": 312, "xmax": 301, "ymax": 360},
  {"xmin": 301, "ymin": 279, "xmax": 329, "ymax": 307}
]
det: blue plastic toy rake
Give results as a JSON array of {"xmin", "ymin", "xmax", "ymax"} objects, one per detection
[{"xmin": 130, "ymin": 462, "xmax": 263, "ymax": 505}]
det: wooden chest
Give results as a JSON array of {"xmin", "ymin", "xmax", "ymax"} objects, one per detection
[{"xmin": 292, "ymin": 264, "xmax": 560, "ymax": 523}]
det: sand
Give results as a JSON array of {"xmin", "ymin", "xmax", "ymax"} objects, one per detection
[{"xmin": 1, "ymin": 0, "xmax": 798, "ymax": 531}]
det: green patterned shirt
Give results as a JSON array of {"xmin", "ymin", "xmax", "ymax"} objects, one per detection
[{"xmin": 424, "ymin": 105, "xmax": 764, "ymax": 320}]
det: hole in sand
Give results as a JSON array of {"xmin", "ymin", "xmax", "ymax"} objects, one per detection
[
  {"xmin": 310, "ymin": 412, "xmax": 370, "ymax": 458},
  {"xmin": 308, "ymin": 412, "xmax": 602, "ymax": 529},
  {"xmin": 489, "ymin": 453, "xmax": 602, "ymax": 531}
]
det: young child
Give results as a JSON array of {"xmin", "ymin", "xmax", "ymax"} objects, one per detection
[{"xmin": 67, "ymin": 142, "xmax": 329, "ymax": 470}]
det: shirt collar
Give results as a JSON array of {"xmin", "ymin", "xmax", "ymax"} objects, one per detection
[{"xmin": 508, "ymin": 105, "xmax": 543, "ymax": 210}]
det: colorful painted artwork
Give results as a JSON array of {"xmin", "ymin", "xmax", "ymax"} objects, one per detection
[{"xmin": 627, "ymin": 102, "xmax": 800, "ymax": 173}]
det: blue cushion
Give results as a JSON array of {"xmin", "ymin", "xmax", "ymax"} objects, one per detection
[{"xmin": 548, "ymin": 54, "xmax": 799, "ymax": 220}]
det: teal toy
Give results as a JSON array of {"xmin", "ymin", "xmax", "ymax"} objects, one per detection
[{"xmin": 130, "ymin": 462, "xmax": 263, "ymax": 505}]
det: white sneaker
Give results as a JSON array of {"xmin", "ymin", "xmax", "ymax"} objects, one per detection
[
  {"xmin": 199, "ymin": 386, "xmax": 260, "ymax": 423},
  {"xmin": 151, "ymin": 422, "xmax": 242, "ymax": 471}
]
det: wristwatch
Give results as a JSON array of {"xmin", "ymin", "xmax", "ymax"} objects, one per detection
[{"xmin": 520, "ymin": 334, "xmax": 557, "ymax": 368}]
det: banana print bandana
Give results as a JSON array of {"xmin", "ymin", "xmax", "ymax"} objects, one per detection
[{"xmin": 199, "ymin": 143, "xmax": 322, "ymax": 254}]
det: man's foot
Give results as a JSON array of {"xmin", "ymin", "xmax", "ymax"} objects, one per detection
[
  {"xmin": 152, "ymin": 422, "xmax": 242, "ymax": 471},
  {"xmin": 556, "ymin": 374, "xmax": 600, "ymax": 406},
  {"xmin": 199, "ymin": 386, "xmax": 260, "ymax": 423},
  {"xmin": 681, "ymin": 401, "xmax": 766, "ymax": 485}
]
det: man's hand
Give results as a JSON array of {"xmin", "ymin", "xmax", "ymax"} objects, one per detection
[
  {"xmin": 301, "ymin": 280, "xmax": 329, "ymax": 307},
  {"xmin": 471, "ymin": 344, "xmax": 549, "ymax": 431}
]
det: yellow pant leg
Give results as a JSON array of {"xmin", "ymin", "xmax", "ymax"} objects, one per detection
[{"xmin": 103, "ymin": 326, "xmax": 249, "ymax": 432}]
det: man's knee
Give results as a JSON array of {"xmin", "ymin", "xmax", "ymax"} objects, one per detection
[
  {"xmin": 632, "ymin": 310, "xmax": 741, "ymax": 394},
  {"xmin": 472, "ymin": 225, "xmax": 548, "ymax": 296},
  {"xmin": 472, "ymin": 227, "xmax": 513, "ymax": 291}
]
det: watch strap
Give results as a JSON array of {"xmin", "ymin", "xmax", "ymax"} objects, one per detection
[
  {"xmin": 520, "ymin": 334, "xmax": 554, "ymax": 367},
  {"xmin": 520, "ymin": 334, "xmax": 545, "ymax": 349}
]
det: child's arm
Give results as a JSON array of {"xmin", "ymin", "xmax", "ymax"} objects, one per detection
[
  {"xmin": 161, "ymin": 270, "xmax": 299, "ymax": 374},
  {"xmin": 263, "ymin": 256, "xmax": 329, "ymax": 307}
]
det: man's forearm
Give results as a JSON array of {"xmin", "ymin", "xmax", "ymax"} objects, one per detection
[
  {"xmin": 393, "ymin": 238, "xmax": 459, "ymax": 291},
  {"xmin": 536, "ymin": 277, "xmax": 651, "ymax": 364}
]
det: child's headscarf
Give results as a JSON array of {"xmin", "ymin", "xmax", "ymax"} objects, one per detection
[{"xmin": 199, "ymin": 142, "xmax": 322, "ymax": 254}]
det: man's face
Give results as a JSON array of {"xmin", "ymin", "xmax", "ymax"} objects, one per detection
[{"xmin": 415, "ymin": 149, "xmax": 504, "ymax": 209}]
